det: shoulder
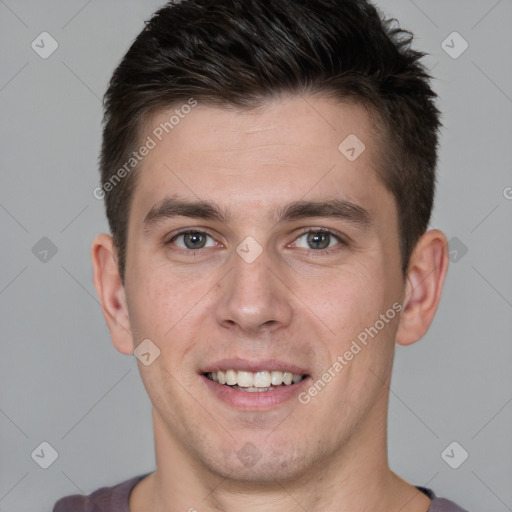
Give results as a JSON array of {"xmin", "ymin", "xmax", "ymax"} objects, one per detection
[
  {"xmin": 429, "ymin": 497, "xmax": 470, "ymax": 512},
  {"xmin": 418, "ymin": 487, "xmax": 470, "ymax": 512},
  {"xmin": 52, "ymin": 474, "xmax": 149, "ymax": 512}
]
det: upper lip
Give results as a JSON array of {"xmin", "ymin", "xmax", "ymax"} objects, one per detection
[{"xmin": 201, "ymin": 358, "xmax": 309, "ymax": 375}]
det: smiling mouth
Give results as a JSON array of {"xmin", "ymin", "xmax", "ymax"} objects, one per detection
[{"xmin": 204, "ymin": 370, "xmax": 307, "ymax": 392}]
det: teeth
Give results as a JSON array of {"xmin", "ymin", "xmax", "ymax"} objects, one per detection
[
  {"xmin": 271, "ymin": 371, "xmax": 283, "ymax": 386},
  {"xmin": 225, "ymin": 369, "xmax": 237, "ymax": 385},
  {"xmin": 253, "ymin": 371, "xmax": 271, "ymax": 388},
  {"xmin": 207, "ymin": 370, "xmax": 305, "ymax": 388},
  {"xmin": 237, "ymin": 371, "xmax": 253, "ymax": 387},
  {"xmin": 292, "ymin": 373, "xmax": 303, "ymax": 383},
  {"xmin": 282, "ymin": 372, "xmax": 293, "ymax": 385}
]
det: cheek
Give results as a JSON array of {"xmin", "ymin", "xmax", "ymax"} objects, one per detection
[
  {"xmin": 125, "ymin": 268, "xmax": 179, "ymax": 345},
  {"xmin": 128, "ymin": 267, "xmax": 213, "ymax": 354},
  {"xmin": 312, "ymin": 263, "xmax": 385, "ymax": 325},
  {"xmin": 310, "ymin": 263, "xmax": 398, "ymax": 368}
]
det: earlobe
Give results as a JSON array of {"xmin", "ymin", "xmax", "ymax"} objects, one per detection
[
  {"xmin": 91, "ymin": 233, "xmax": 134, "ymax": 355},
  {"xmin": 396, "ymin": 229, "xmax": 449, "ymax": 346}
]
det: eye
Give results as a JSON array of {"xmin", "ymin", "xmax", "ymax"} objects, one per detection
[
  {"xmin": 167, "ymin": 230, "xmax": 217, "ymax": 250},
  {"xmin": 293, "ymin": 229, "xmax": 345, "ymax": 251},
  {"xmin": 165, "ymin": 228, "xmax": 347, "ymax": 254}
]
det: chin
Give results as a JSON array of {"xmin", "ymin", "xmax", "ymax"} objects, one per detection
[{"xmin": 200, "ymin": 442, "xmax": 314, "ymax": 484}]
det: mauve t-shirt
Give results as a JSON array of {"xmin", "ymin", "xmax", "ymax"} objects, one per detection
[{"xmin": 52, "ymin": 473, "xmax": 470, "ymax": 512}]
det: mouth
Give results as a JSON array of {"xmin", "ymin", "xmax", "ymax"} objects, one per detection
[
  {"xmin": 204, "ymin": 369, "xmax": 306, "ymax": 392},
  {"xmin": 201, "ymin": 362, "xmax": 310, "ymax": 410}
]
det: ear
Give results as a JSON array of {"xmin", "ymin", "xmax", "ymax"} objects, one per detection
[
  {"xmin": 91, "ymin": 233, "xmax": 134, "ymax": 355},
  {"xmin": 396, "ymin": 229, "xmax": 449, "ymax": 346}
]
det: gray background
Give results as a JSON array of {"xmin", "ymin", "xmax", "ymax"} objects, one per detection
[{"xmin": 1, "ymin": 0, "xmax": 511, "ymax": 510}]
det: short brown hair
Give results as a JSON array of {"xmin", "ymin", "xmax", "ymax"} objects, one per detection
[{"xmin": 100, "ymin": 0, "xmax": 441, "ymax": 283}]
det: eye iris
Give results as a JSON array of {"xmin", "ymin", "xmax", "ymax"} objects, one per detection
[
  {"xmin": 184, "ymin": 232, "xmax": 206, "ymax": 249},
  {"xmin": 307, "ymin": 231, "xmax": 330, "ymax": 249}
]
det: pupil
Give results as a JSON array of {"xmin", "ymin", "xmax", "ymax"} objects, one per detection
[
  {"xmin": 308, "ymin": 232, "xmax": 329, "ymax": 249},
  {"xmin": 185, "ymin": 232, "xmax": 205, "ymax": 249}
]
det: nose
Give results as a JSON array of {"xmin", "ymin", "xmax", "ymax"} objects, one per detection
[{"xmin": 214, "ymin": 243, "xmax": 293, "ymax": 336}]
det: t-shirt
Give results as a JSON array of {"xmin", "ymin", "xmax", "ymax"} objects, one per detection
[{"xmin": 52, "ymin": 473, "xmax": 470, "ymax": 512}]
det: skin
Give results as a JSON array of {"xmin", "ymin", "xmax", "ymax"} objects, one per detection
[{"xmin": 92, "ymin": 95, "xmax": 449, "ymax": 512}]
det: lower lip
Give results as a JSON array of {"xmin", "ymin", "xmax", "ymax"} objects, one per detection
[{"xmin": 201, "ymin": 375, "xmax": 309, "ymax": 410}]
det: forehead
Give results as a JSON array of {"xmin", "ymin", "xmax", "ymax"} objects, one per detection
[{"xmin": 131, "ymin": 95, "xmax": 390, "ymax": 224}]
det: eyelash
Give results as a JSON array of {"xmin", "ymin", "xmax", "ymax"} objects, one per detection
[{"xmin": 165, "ymin": 227, "xmax": 347, "ymax": 255}]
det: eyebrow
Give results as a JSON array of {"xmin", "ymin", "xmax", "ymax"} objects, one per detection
[{"xmin": 143, "ymin": 194, "xmax": 371, "ymax": 231}]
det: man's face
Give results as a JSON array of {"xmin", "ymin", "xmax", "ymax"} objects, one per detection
[{"xmin": 123, "ymin": 95, "xmax": 406, "ymax": 481}]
